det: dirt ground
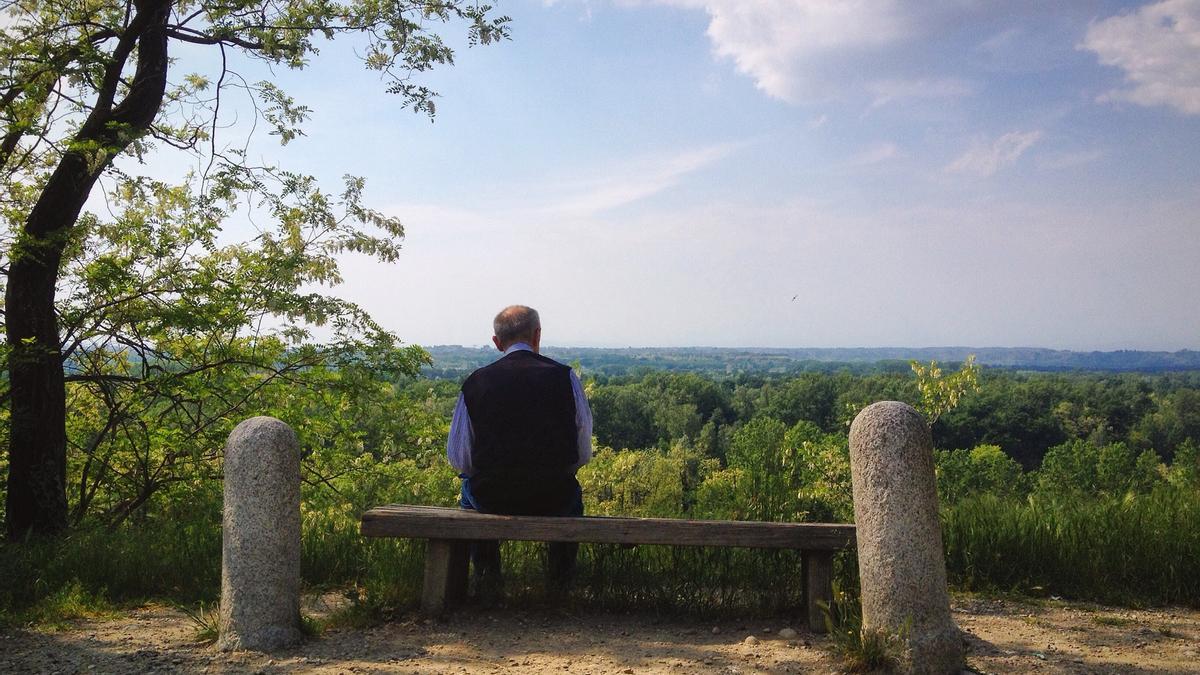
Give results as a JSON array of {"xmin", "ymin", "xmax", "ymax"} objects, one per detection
[{"xmin": 1, "ymin": 593, "xmax": 1197, "ymax": 674}]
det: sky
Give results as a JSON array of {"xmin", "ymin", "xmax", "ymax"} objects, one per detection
[{"xmin": 155, "ymin": 1, "xmax": 1200, "ymax": 349}]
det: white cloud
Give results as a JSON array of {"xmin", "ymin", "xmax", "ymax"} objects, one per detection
[
  {"xmin": 537, "ymin": 142, "xmax": 743, "ymax": 216},
  {"xmin": 543, "ymin": 0, "xmax": 595, "ymax": 21},
  {"xmin": 974, "ymin": 26, "xmax": 1066, "ymax": 75},
  {"xmin": 626, "ymin": 0, "xmax": 919, "ymax": 103},
  {"xmin": 384, "ymin": 142, "xmax": 744, "ymax": 228},
  {"xmin": 866, "ymin": 77, "xmax": 974, "ymax": 109},
  {"xmin": 848, "ymin": 141, "xmax": 901, "ymax": 166},
  {"xmin": 1037, "ymin": 149, "xmax": 1104, "ymax": 171},
  {"xmin": 946, "ymin": 131, "xmax": 1043, "ymax": 177},
  {"xmin": 979, "ymin": 27, "xmax": 1023, "ymax": 56},
  {"xmin": 1081, "ymin": 0, "xmax": 1200, "ymax": 115}
]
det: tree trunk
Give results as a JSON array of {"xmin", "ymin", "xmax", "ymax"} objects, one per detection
[
  {"xmin": 4, "ymin": 251, "xmax": 70, "ymax": 537},
  {"xmin": 4, "ymin": 0, "xmax": 171, "ymax": 540}
]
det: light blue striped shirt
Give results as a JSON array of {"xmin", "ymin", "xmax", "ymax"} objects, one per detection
[{"xmin": 446, "ymin": 343, "xmax": 593, "ymax": 477}]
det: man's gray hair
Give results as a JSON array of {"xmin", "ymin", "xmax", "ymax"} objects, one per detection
[{"xmin": 493, "ymin": 305, "xmax": 540, "ymax": 346}]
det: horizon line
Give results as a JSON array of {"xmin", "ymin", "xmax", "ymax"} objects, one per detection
[{"xmin": 421, "ymin": 344, "xmax": 1200, "ymax": 354}]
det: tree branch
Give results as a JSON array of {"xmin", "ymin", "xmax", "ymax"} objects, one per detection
[
  {"xmin": 64, "ymin": 374, "xmax": 141, "ymax": 384},
  {"xmin": 165, "ymin": 25, "xmax": 264, "ymax": 50}
]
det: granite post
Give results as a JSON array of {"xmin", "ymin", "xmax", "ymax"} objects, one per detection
[
  {"xmin": 218, "ymin": 416, "xmax": 302, "ymax": 651},
  {"xmin": 849, "ymin": 401, "xmax": 963, "ymax": 674}
]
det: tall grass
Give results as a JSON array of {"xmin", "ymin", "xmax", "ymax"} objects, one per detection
[
  {"xmin": 300, "ymin": 507, "xmax": 425, "ymax": 607},
  {"xmin": 0, "ymin": 506, "xmax": 428, "ymax": 624},
  {"xmin": 5, "ymin": 443, "xmax": 1198, "ymax": 627},
  {"xmin": 0, "ymin": 514, "xmax": 221, "ymax": 625},
  {"xmin": 942, "ymin": 485, "xmax": 1200, "ymax": 606}
]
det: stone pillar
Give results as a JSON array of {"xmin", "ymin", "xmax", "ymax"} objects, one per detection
[
  {"xmin": 218, "ymin": 416, "xmax": 302, "ymax": 651},
  {"xmin": 849, "ymin": 401, "xmax": 962, "ymax": 674}
]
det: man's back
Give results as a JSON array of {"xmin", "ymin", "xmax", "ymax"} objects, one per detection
[{"xmin": 460, "ymin": 350, "xmax": 580, "ymax": 515}]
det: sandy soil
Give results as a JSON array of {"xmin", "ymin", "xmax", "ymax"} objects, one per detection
[{"xmin": 1, "ymin": 594, "xmax": 1197, "ymax": 674}]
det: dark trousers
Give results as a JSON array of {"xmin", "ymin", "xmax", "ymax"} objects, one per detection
[{"xmin": 458, "ymin": 475, "xmax": 584, "ymax": 586}]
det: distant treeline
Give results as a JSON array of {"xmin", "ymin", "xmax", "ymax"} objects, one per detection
[
  {"xmin": 422, "ymin": 345, "xmax": 1200, "ymax": 378},
  {"xmin": 407, "ymin": 361, "xmax": 1200, "ymax": 472}
]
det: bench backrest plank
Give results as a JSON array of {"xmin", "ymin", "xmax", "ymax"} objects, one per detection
[{"xmin": 361, "ymin": 505, "xmax": 855, "ymax": 550}]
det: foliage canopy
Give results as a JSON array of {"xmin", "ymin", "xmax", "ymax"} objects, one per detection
[{"xmin": 0, "ymin": 0, "xmax": 508, "ymax": 536}]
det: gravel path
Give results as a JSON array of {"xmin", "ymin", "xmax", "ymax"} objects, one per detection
[{"xmin": 1, "ymin": 595, "xmax": 1196, "ymax": 673}]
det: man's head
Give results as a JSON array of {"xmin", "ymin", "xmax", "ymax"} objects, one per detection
[{"xmin": 492, "ymin": 305, "xmax": 541, "ymax": 353}]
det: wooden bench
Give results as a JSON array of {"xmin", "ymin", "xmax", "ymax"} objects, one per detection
[{"xmin": 360, "ymin": 505, "xmax": 856, "ymax": 631}]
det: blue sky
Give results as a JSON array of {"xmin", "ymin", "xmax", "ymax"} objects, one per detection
[{"xmin": 176, "ymin": 1, "xmax": 1200, "ymax": 349}]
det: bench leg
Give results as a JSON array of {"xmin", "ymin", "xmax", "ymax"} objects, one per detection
[
  {"xmin": 422, "ymin": 539, "xmax": 469, "ymax": 614},
  {"xmin": 803, "ymin": 550, "xmax": 833, "ymax": 633}
]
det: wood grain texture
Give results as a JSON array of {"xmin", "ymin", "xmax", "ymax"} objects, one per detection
[
  {"xmin": 803, "ymin": 550, "xmax": 834, "ymax": 633},
  {"xmin": 421, "ymin": 539, "xmax": 468, "ymax": 614},
  {"xmin": 362, "ymin": 505, "xmax": 855, "ymax": 550}
]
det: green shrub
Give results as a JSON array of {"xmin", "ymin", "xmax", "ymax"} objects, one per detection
[
  {"xmin": 1035, "ymin": 440, "xmax": 1161, "ymax": 496},
  {"xmin": 935, "ymin": 444, "xmax": 1027, "ymax": 503}
]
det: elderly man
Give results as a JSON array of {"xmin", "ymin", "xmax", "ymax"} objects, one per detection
[{"xmin": 446, "ymin": 305, "xmax": 593, "ymax": 594}]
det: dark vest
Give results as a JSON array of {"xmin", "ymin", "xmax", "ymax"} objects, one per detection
[{"xmin": 461, "ymin": 350, "xmax": 579, "ymax": 514}]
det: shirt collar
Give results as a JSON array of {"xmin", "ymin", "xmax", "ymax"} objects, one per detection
[{"xmin": 503, "ymin": 342, "xmax": 534, "ymax": 355}]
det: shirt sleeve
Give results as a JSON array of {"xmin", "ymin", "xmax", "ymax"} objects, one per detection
[
  {"xmin": 446, "ymin": 392, "xmax": 475, "ymax": 476},
  {"xmin": 570, "ymin": 370, "xmax": 593, "ymax": 470}
]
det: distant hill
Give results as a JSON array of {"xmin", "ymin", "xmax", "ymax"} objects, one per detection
[{"xmin": 421, "ymin": 345, "xmax": 1200, "ymax": 378}]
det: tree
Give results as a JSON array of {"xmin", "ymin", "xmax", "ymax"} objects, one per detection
[
  {"xmin": 1131, "ymin": 389, "xmax": 1200, "ymax": 460},
  {"xmin": 1035, "ymin": 440, "xmax": 1161, "ymax": 497},
  {"xmin": 934, "ymin": 375, "xmax": 1067, "ymax": 469},
  {"xmin": 933, "ymin": 444, "xmax": 1025, "ymax": 504},
  {"xmin": 589, "ymin": 384, "xmax": 658, "ymax": 450},
  {"xmin": 756, "ymin": 373, "xmax": 838, "ymax": 431},
  {"xmin": 1168, "ymin": 438, "xmax": 1199, "ymax": 488},
  {"xmin": 910, "ymin": 355, "xmax": 980, "ymax": 425},
  {"xmin": 45, "ymin": 174, "xmax": 434, "ymax": 529},
  {"xmin": 1, "ymin": 0, "xmax": 509, "ymax": 538}
]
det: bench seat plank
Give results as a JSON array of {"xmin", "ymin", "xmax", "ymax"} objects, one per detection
[{"xmin": 361, "ymin": 504, "xmax": 855, "ymax": 550}]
